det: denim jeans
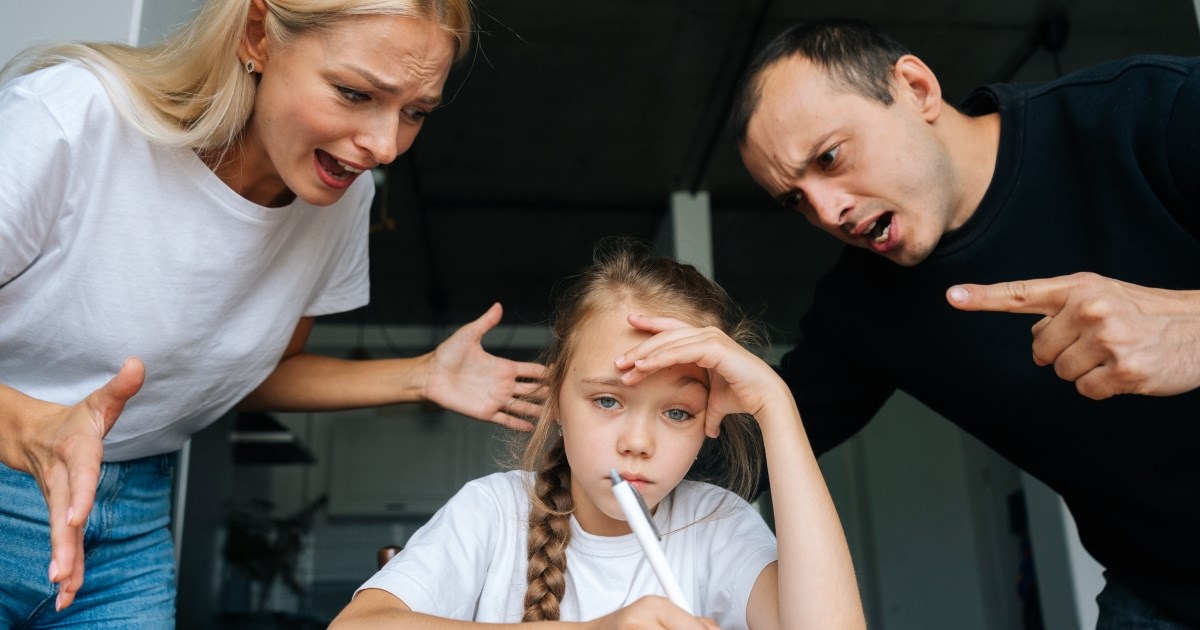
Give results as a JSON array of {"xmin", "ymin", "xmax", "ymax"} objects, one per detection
[
  {"xmin": 0, "ymin": 454, "xmax": 176, "ymax": 629},
  {"xmin": 1096, "ymin": 571, "xmax": 1198, "ymax": 630}
]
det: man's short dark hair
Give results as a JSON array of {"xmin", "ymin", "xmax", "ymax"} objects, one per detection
[{"xmin": 730, "ymin": 18, "xmax": 911, "ymax": 144}]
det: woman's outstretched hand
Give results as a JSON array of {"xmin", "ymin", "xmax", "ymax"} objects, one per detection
[
  {"xmin": 423, "ymin": 303, "xmax": 546, "ymax": 431},
  {"xmin": 1, "ymin": 357, "xmax": 144, "ymax": 611},
  {"xmin": 616, "ymin": 314, "xmax": 789, "ymax": 438}
]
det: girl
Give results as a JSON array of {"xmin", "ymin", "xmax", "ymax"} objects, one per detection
[{"xmin": 331, "ymin": 242, "xmax": 864, "ymax": 629}]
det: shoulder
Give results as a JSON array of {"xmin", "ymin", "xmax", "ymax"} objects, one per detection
[
  {"xmin": 961, "ymin": 55, "xmax": 1199, "ymax": 115},
  {"xmin": 669, "ymin": 480, "xmax": 761, "ymax": 524},
  {"xmin": 2, "ymin": 61, "xmax": 127, "ymax": 140}
]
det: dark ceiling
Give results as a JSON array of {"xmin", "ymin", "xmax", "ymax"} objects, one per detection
[{"xmin": 320, "ymin": 0, "xmax": 1200, "ymax": 349}]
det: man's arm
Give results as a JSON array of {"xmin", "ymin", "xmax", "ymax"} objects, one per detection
[{"xmin": 948, "ymin": 272, "xmax": 1200, "ymax": 399}]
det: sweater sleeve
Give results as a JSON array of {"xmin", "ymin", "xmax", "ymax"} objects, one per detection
[
  {"xmin": 1165, "ymin": 58, "xmax": 1200, "ymax": 236},
  {"xmin": 779, "ymin": 253, "xmax": 897, "ymax": 456}
]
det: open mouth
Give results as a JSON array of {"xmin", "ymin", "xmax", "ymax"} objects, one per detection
[
  {"xmin": 864, "ymin": 212, "xmax": 893, "ymax": 245},
  {"xmin": 315, "ymin": 149, "xmax": 364, "ymax": 182}
]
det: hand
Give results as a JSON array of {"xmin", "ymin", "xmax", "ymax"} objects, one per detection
[
  {"xmin": 589, "ymin": 596, "xmax": 722, "ymax": 630},
  {"xmin": 616, "ymin": 315, "xmax": 789, "ymax": 437},
  {"xmin": 4, "ymin": 357, "xmax": 145, "ymax": 611},
  {"xmin": 423, "ymin": 303, "xmax": 546, "ymax": 430},
  {"xmin": 947, "ymin": 272, "xmax": 1200, "ymax": 399}
]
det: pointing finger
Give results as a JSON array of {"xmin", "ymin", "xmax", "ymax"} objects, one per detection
[{"xmin": 947, "ymin": 277, "xmax": 1075, "ymax": 316}]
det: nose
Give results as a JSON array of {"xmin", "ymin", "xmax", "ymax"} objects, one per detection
[
  {"xmin": 802, "ymin": 183, "xmax": 852, "ymax": 232},
  {"xmin": 357, "ymin": 115, "xmax": 418, "ymax": 166},
  {"xmin": 616, "ymin": 412, "xmax": 655, "ymax": 458}
]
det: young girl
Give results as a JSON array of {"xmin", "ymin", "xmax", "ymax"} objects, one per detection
[{"xmin": 331, "ymin": 242, "xmax": 864, "ymax": 629}]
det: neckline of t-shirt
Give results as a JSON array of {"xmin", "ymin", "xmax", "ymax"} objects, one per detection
[
  {"xmin": 567, "ymin": 492, "xmax": 676, "ymax": 558},
  {"xmin": 173, "ymin": 147, "xmax": 309, "ymax": 224}
]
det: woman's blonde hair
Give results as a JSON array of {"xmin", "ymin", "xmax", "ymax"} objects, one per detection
[
  {"xmin": 518, "ymin": 238, "xmax": 765, "ymax": 622},
  {"xmin": 1, "ymin": 0, "xmax": 472, "ymax": 154}
]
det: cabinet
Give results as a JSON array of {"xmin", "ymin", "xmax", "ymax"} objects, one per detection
[{"xmin": 325, "ymin": 404, "xmax": 511, "ymax": 517}]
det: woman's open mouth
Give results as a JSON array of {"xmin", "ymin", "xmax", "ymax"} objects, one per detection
[{"xmin": 314, "ymin": 149, "xmax": 364, "ymax": 188}]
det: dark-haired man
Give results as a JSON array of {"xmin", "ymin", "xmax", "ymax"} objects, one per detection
[{"xmin": 734, "ymin": 18, "xmax": 1200, "ymax": 628}]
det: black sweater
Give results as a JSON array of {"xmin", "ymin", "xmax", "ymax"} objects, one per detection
[{"xmin": 781, "ymin": 55, "xmax": 1200, "ymax": 622}]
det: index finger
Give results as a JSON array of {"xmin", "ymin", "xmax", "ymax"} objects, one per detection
[
  {"xmin": 626, "ymin": 313, "xmax": 692, "ymax": 334},
  {"xmin": 946, "ymin": 277, "xmax": 1073, "ymax": 316}
]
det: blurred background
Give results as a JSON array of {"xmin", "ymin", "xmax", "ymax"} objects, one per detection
[{"xmin": 4, "ymin": 0, "xmax": 1199, "ymax": 627}]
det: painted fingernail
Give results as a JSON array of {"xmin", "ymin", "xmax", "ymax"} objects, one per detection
[
  {"xmin": 48, "ymin": 560, "xmax": 58, "ymax": 582},
  {"xmin": 948, "ymin": 286, "xmax": 969, "ymax": 303}
]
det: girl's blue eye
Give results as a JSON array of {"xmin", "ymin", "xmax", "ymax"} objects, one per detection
[
  {"xmin": 595, "ymin": 396, "xmax": 620, "ymax": 410},
  {"xmin": 665, "ymin": 408, "xmax": 693, "ymax": 422}
]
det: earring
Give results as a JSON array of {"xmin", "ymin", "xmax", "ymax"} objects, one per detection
[
  {"xmin": 244, "ymin": 59, "xmax": 256, "ymax": 74},
  {"xmin": 557, "ymin": 425, "xmax": 563, "ymax": 437}
]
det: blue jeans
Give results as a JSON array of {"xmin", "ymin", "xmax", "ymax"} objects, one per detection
[
  {"xmin": 0, "ymin": 454, "xmax": 176, "ymax": 628},
  {"xmin": 1096, "ymin": 571, "xmax": 1197, "ymax": 629}
]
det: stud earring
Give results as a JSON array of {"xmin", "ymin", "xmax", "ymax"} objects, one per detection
[{"xmin": 244, "ymin": 59, "xmax": 256, "ymax": 74}]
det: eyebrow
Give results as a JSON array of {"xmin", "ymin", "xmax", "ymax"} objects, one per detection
[
  {"xmin": 580, "ymin": 375, "xmax": 710, "ymax": 391},
  {"xmin": 770, "ymin": 131, "xmax": 836, "ymax": 205},
  {"xmin": 342, "ymin": 64, "xmax": 443, "ymax": 107}
]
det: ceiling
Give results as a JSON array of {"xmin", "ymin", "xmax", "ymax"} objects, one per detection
[{"xmin": 321, "ymin": 0, "xmax": 1200, "ymax": 351}]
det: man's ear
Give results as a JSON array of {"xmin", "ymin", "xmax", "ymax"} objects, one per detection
[
  {"xmin": 893, "ymin": 54, "xmax": 944, "ymax": 123},
  {"xmin": 239, "ymin": 0, "xmax": 270, "ymax": 72}
]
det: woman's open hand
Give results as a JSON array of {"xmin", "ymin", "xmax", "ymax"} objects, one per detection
[
  {"xmin": 0, "ymin": 357, "xmax": 144, "ymax": 611},
  {"xmin": 423, "ymin": 303, "xmax": 546, "ymax": 431}
]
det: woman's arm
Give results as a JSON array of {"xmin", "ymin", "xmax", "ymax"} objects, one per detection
[{"xmin": 239, "ymin": 304, "xmax": 545, "ymax": 430}]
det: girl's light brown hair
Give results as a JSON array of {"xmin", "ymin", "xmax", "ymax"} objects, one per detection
[{"xmin": 518, "ymin": 238, "xmax": 764, "ymax": 622}]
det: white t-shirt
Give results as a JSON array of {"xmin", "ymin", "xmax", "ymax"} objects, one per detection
[
  {"xmin": 0, "ymin": 62, "xmax": 371, "ymax": 460},
  {"xmin": 359, "ymin": 470, "xmax": 778, "ymax": 629}
]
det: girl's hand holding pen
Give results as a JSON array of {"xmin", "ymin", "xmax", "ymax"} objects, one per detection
[{"xmin": 587, "ymin": 595, "xmax": 722, "ymax": 630}]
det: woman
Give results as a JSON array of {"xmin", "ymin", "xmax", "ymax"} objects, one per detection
[{"xmin": 0, "ymin": 0, "xmax": 542, "ymax": 625}]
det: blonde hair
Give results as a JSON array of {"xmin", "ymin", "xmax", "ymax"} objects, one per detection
[
  {"xmin": 1, "ymin": 0, "xmax": 472, "ymax": 154},
  {"xmin": 518, "ymin": 239, "xmax": 765, "ymax": 622}
]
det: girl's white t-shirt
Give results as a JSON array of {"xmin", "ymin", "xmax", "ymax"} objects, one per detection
[{"xmin": 359, "ymin": 470, "xmax": 778, "ymax": 629}]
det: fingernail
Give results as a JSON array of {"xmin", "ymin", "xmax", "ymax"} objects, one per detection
[
  {"xmin": 614, "ymin": 355, "xmax": 625, "ymax": 365},
  {"xmin": 66, "ymin": 506, "xmax": 75, "ymax": 526},
  {"xmin": 56, "ymin": 593, "xmax": 63, "ymax": 612},
  {"xmin": 948, "ymin": 286, "xmax": 969, "ymax": 303},
  {"xmin": 48, "ymin": 560, "xmax": 58, "ymax": 582}
]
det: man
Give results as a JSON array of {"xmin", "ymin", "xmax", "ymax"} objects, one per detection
[{"xmin": 733, "ymin": 18, "xmax": 1200, "ymax": 627}]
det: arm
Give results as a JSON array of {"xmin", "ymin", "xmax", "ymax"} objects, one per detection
[
  {"xmin": 331, "ymin": 589, "xmax": 718, "ymax": 629},
  {"xmin": 239, "ymin": 304, "xmax": 545, "ymax": 430},
  {"xmin": 618, "ymin": 316, "xmax": 865, "ymax": 630},
  {"xmin": 948, "ymin": 273, "xmax": 1200, "ymax": 399},
  {"xmin": 0, "ymin": 358, "xmax": 144, "ymax": 612}
]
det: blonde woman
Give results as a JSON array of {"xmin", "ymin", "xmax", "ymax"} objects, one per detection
[
  {"xmin": 0, "ymin": 0, "xmax": 543, "ymax": 624},
  {"xmin": 331, "ymin": 242, "xmax": 864, "ymax": 629}
]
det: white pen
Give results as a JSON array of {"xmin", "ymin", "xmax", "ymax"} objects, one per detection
[{"xmin": 609, "ymin": 468, "xmax": 693, "ymax": 614}]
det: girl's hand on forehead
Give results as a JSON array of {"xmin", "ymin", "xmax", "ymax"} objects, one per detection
[{"xmin": 616, "ymin": 314, "xmax": 789, "ymax": 438}]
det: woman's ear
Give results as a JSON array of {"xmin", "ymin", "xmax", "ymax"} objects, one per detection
[
  {"xmin": 239, "ymin": 0, "xmax": 270, "ymax": 73},
  {"xmin": 893, "ymin": 54, "xmax": 944, "ymax": 123}
]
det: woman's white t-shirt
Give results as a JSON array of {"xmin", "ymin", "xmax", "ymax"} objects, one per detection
[{"xmin": 0, "ymin": 62, "xmax": 371, "ymax": 460}]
